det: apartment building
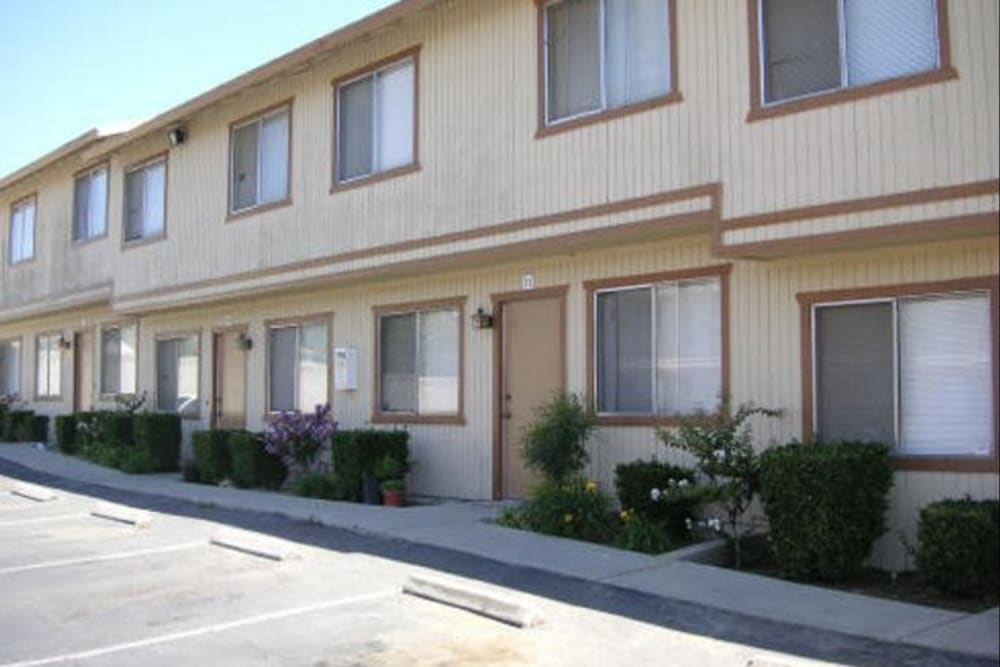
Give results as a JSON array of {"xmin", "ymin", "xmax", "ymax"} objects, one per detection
[{"xmin": 1, "ymin": 0, "xmax": 997, "ymax": 569}]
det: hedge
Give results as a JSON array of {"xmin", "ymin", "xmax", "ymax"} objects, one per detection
[
  {"xmin": 54, "ymin": 415, "xmax": 77, "ymax": 453},
  {"xmin": 330, "ymin": 430, "xmax": 409, "ymax": 502},
  {"xmin": 614, "ymin": 460, "xmax": 700, "ymax": 541},
  {"xmin": 22, "ymin": 415, "xmax": 50, "ymax": 443},
  {"xmin": 133, "ymin": 413, "xmax": 181, "ymax": 472},
  {"xmin": 192, "ymin": 430, "xmax": 231, "ymax": 484},
  {"xmin": 2, "ymin": 410, "xmax": 33, "ymax": 442},
  {"xmin": 228, "ymin": 430, "xmax": 286, "ymax": 489},
  {"xmin": 917, "ymin": 498, "xmax": 999, "ymax": 597},
  {"xmin": 759, "ymin": 440, "xmax": 893, "ymax": 582}
]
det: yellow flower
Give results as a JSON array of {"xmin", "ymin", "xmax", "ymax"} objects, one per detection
[
  {"xmin": 564, "ymin": 513, "xmax": 574, "ymax": 523},
  {"xmin": 619, "ymin": 510, "xmax": 630, "ymax": 522},
  {"xmin": 585, "ymin": 480, "xmax": 598, "ymax": 494}
]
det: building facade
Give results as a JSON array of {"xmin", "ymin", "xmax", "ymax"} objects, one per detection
[{"xmin": 2, "ymin": 0, "xmax": 997, "ymax": 569}]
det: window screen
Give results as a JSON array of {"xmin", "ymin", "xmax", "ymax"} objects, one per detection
[
  {"xmin": 546, "ymin": 0, "xmax": 602, "ymax": 121},
  {"xmin": 268, "ymin": 323, "xmax": 328, "ymax": 413},
  {"xmin": 230, "ymin": 108, "xmax": 289, "ymax": 213},
  {"xmin": 73, "ymin": 167, "xmax": 108, "ymax": 241},
  {"xmin": 379, "ymin": 308, "xmax": 460, "ymax": 415},
  {"xmin": 125, "ymin": 160, "xmax": 166, "ymax": 242},
  {"xmin": 596, "ymin": 287, "xmax": 652, "ymax": 413}
]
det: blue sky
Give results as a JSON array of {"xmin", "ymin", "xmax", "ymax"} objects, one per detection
[{"xmin": 0, "ymin": 0, "xmax": 396, "ymax": 179}]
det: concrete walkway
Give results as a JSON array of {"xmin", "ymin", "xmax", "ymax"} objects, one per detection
[{"xmin": 1, "ymin": 442, "xmax": 996, "ymax": 663}]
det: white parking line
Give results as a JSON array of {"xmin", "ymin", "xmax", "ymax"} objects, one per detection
[
  {"xmin": 0, "ymin": 541, "xmax": 206, "ymax": 576},
  {"xmin": 0, "ymin": 589, "xmax": 397, "ymax": 667},
  {"xmin": 0, "ymin": 514, "xmax": 88, "ymax": 527}
]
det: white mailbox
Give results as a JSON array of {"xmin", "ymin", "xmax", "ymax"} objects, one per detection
[{"xmin": 334, "ymin": 347, "xmax": 358, "ymax": 391}]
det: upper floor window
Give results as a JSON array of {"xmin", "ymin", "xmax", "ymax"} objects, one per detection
[
  {"xmin": 592, "ymin": 272, "xmax": 724, "ymax": 420},
  {"xmin": 230, "ymin": 105, "xmax": 290, "ymax": 214},
  {"xmin": 267, "ymin": 320, "xmax": 329, "ymax": 413},
  {"xmin": 125, "ymin": 156, "xmax": 166, "ymax": 243},
  {"xmin": 73, "ymin": 165, "xmax": 109, "ymax": 241},
  {"xmin": 376, "ymin": 303, "xmax": 461, "ymax": 420},
  {"xmin": 8, "ymin": 197, "xmax": 35, "ymax": 264},
  {"xmin": 101, "ymin": 322, "xmax": 138, "ymax": 396},
  {"xmin": 759, "ymin": 0, "xmax": 941, "ymax": 105},
  {"xmin": 543, "ymin": 0, "xmax": 672, "ymax": 125},
  {"xmin": 35, "ymin": 333, "xmax": 62, "ymax": 399},
  {"xmin": 335, "ymin": 54, "xmax": 416, "ymax": 185},
  {"xmin": 0, "ymin": 339, "xmax": 21, "ymax": 397}
]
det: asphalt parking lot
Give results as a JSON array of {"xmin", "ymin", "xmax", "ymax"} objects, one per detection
[{"xmin": 0, "ymin": 479, "xmax": 852, "ymax": 667}]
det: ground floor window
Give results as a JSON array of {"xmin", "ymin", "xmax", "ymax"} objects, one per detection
[
  {"xmin": 594, "ymin": 274, "xmax": 723, "ymax": 417},
  {"xmin": 267, "ymin": 320, "xmax": 329, "ymax": 413},
  {"xmin": 156, "ymin": 335, "xmax": 200, "ymax": 417},
  {"xmin": 100, "ymin": 323, "xmax": 138, "ymax": 396},
  {"xmin": 0, "ymin": 339, "xmax": 21, "ymax": 397},
  {"xmin": 376, "ymin": 303, "xmax": 461, "ymax": 418},
  {"xmin": 812, "ymin": 288, "xmax": 994, "ymax": 458},
  {"xmin": 35, "ymin": 333, "xmax": 62, "ymax": 399}
]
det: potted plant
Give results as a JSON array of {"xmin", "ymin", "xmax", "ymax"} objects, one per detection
[
  {"xmin": 374, "ymin": 454, "xmax": 407, "ymax": 507},
  {"xmin": 379, "ymin": 477, "xmax": 406, "ymax": 507}
]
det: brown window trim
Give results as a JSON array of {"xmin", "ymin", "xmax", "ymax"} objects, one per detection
[
  {"xmin": 33, "ymin": 331, "xmax": 64, "ymax": 401},
  {"xmin": 330, "ymin": 45, "xmax": 422, "ymax": 193},
  {"xmin": 7, "ymin": 193, "xmax": 37, "ymax": 266},
  {"xmin": 122, "ymin": 152, "xmax": 169, "ymax": 250},
  {"xmin": 797, "ymin": 275, "xmax": 999, "ymax": 473},
  {"xmin": 226, "ymin": 98, "xmax": 294, "ymax": 221},
  {"xmin": 98, "ymin": 320, "xmax": 140, "ymax": 398},
  {"xmin": 584, "ymin": 264, "xmax": 732, "ymax": 427},
  {"xmin": 746, "ymin": 0, "xmax": 956, "ymax": 123},
  {"xmin": 263, "ymin": 313, "xmax": 333, "ymax": 415},
  {"xmin": 535, "ymin": 0, "xmax": 681, "ymax": 139},
  {"xmin": 154, "ymin": 329, "xmax": 203, "ymax": 420},
  {"xmin": 371, "ymin": 296, "xmax": 466, "ymax": 426},
  {"xmin": 71, "ymin": 162, "xmax": 111, "ymax": 244}
]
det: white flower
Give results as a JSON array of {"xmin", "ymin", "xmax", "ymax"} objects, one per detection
[
  {"xmin": 649, "ymin": 488, "xmax": 662, "ymax": 501},
  {"xmin": 685, "ymin": 517, "xmax": 693, "ymax": 530},
  {"xmin": 713, "ymin": 449, "xmax": 726, "ymax": 462},
  {"xmin": 709, "ymin": 518, "xmax": 722, "ymax": 531},
  {"xmin": 667, "ymin": 478, "xmax": 677, "ymax": 488},
  {"xmin": 678, "ymin": 479, "xmax": 689, "ymax": 488}
]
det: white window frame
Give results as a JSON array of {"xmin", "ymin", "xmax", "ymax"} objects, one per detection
[
  {"xmin": 229, "ymin": 105, "xmax": 291, "ymax": 215},
  {"xmin": 35, "ymin": 333, "xmax": 62, "ymax": 399},
  {"xmin": 334, "ymin": 55, "xmax": 417, "ymax": 185},
  {"xmin": 756, "ymin": 0, "xmax": 942, "ymax": 107},
  {"xmin": 124, "ymin": 155, "xmax": 167, "ymax": 244},
  {"xmin": 542, "ymin": 0, "xmax": 673, "ymax": 126},
  {"xmin": 376, "ymin": 306, "xmax": 461, "ymax": 418},
  {"xmin": 593, "ymin": 276, "xmax": 722, "ymax": 418},
  {"xmin": 0, "ymin": 338, "xmax": 22, "ymax": 397},
  {"xmin": 72, "ymin": 164, "xmax": 109, "ymax": 242},
  {"xmin": 266, "ymin": 321, "xmax": 330, "ymax": 413},
  {"xmin": 8, "ymin": 197, "xmax": 35, "ymax": 265},
  {"xmin": 810, "ymin": 289, "xmax": 992, "ymax": 457}
]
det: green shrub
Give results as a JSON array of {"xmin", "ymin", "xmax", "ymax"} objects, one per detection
[
  {"xmin": 499, "ymin": 479, "xmax": 614, "ymax": 544},
  {"xmin": 132, "ymin": 413, "xmax": 181, "ymax": 472},
  {"xmin": 228, "ymin": 430, "xmax": 287, "ymax": 489},
  {"xmin": 615, "ymin": 510, "xmax": 671, "ymax": 554},
  {"xmin": 614, "ymin": 460, "xmax": 702, "ymax": 541},
  {"xmin": 192, "ymin": 430, "xmax": 231, "ymax": 484},
  {"xmin": 74, "ymin": 412, "xmax": 99, "ymax": 450},
  {"xmin": 19, "ymin": 415, "xmax": 50, "ymax": 442},
  {"xmin": 759, "ymin": 440, "xmax": 893, "ymax": 582},
  {"xmin": 330, "ymin": 429, "xmax": 409, "ymax": 501},
  {"xmin": 2, "ymin": 410, "xmax": 34, "ymax": 441},
  {"xmin": 54, "ymin": 415, "xmax": 77, "ymax": 453},
  {"xmin": 293, "ymin": 472, "xmax": 339, "ymax": 499},
  {"xmin": 522, "ymin": 392, "xmax": 596, "ymax": 485},
  {"xmin": 120, "ymin": 447, "xmax": 155, "ymax": 474},
  {"xmin": 917, "ymin": 498, "xmax": 999, "ymax": 598}
]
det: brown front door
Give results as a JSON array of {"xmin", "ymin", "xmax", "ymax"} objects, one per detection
[
  {"xmin": 73, "ymin": 331, "xmax": 93, "ymax": 412},
  {"xmin": 498, "ymin": 290, "xmax": 565, "ymax": 499},
  {"xmin": 213, "ymin": 329, "xmax": 247, "ymax": 430}
]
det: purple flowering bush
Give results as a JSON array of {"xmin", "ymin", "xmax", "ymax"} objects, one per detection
[{"xmin": 262, "ymin": 404, "xmax": 337, "ymax": 477}]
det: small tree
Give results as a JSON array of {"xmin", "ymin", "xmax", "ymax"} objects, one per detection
[
  {"xmin": 263, "ymin": 404, "xmax": 337, "ymax": 477},
  {"xmin": 658, "ymin": 399, "xmax": 780, "ymax": 569},
  {"xmin": 522, "ymin": 392, "xmax": 596, "ymax": 485}
]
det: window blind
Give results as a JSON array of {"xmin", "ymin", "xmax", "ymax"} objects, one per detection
[
  {"xmin": 844, "ymin": 0, "xmax": 938, "ymax": 87},
  {"xmin": 269, "ymin": 327, "xmax": 297, "ymax": 412},
  {"xmin": 338, "ymin": 76, "xmax": 375, "ymax": 181},
  {"xmin": 417, "ymin": 309, "xmax": 459, "ymax": 415},
  {"xmin": 597, "ymin": 287, "xmax": 653, "ymax": 413},
  {"xmin": 259, "ymin": 112, "xmax": 289, "ymax": 204},
  {"xmin": 376, "ymin": 61, "xmax": 415, "ymax": 172},
  {"xmin": 546, "ymin": 0, "xmax": 602, "ymax": 121},
  {"xmin": 605, "ymin": 0, "xmax": 670, "ymax": 108},
  {"xmin": 232, "ymin": 122, "xmax": 259, "ymax": 211}
]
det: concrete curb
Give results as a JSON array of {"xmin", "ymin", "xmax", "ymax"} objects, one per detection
[
  {"xmin": 10, "ymin": 481, "xmax": 57, "ymax": 502},
  {"xmin": 91, "ymin": 501, "xmax": 153, "ymax": 527},
  {"xmin": 403, "ymin": 575, "xmax": 542, "ymax": 628},
  {"xmin": 210, "ymin": 528, "xmax": 297, "ymax": 561}
]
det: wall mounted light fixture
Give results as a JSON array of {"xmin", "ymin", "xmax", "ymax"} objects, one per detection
[
  {"xmin": 237, "ymin": 333, "xmax": 253, "ymax": 350},
  {"xmin": 58, "ymin": 335, "xmax": 72, "ymax": 350},
  {"xmin": 167, "ymin": 126, "xmax": 187, "ymax": 147},
  {"xmin": 471, "ymin": 307, "xmax": 494, "ymax": 330}
]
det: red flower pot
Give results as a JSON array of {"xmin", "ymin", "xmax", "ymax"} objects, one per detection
[{"xmin": 382, "ymin": 489, "xmax": 405, "ymax": 507}]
